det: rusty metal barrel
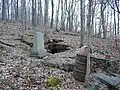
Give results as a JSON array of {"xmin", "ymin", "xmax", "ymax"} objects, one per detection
[{"xmin": 73, "ymin": 54, "xmax": 87, "ymax": 82}]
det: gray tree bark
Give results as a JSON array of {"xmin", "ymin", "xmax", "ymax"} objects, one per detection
[
  {"xmin": 28, "ymin": 0, "xmax": 31, "ymax": 24},
  {"xmin": 61, "ymin": 0, "xmax": 65, "ymax": 30},
  {"xmin": 117, "ymin": 0, "xmax": 119, "ymax": 34},
  {"xmin": 55, "ymin": 0, "xmax": 60, "ymax": 30},
  {"xmin": 37, "ymin": 0, "xmax": 43, "ymax": 26},
  {"xmin": 114, "ymin": 4, "xmax": 117, "ymax": 47},
  {"xmin": 44, "ymin": 0, "xmax": 49, "ymax": 26},
  {"xmin": 21, "ymin": 0, "xmax": 26, "ymax": 30},
  {"xmin": 11, "ymin": 0, "xmax": 14, "ymax": 19},
  {"xmin": 85, "ymin": 0, "xmax": 92, "ymax": 84},
  {"xmin": 32, "ymin": 0, "xmax": 37, "ymax": 26},
  {"xmin": 68, "ymin": 0, "xmax": 74, "ymax": 31},
  {"xmin": 66, "ymin": 1, "xmax": 71, "ymax": 31},
  {"xmin": 101, "ymin": 0, "xmax": 106, "ymax": 39},
  {"xmin": 50, "ymin": 0, "xmax": 54, "ymax": 28},
  {"xmin": 98, "ymin": 18, "xmax": 101, "ymax": 38},
  {"xmin": 91, "ymin": 0, "xmax": 96, "ymax": 36},
  {"xmin": 70, "ymin": 0, "xmax": 77, "ymax": 31},
  {"xmin": 7, "ymin": 0, "xmax": 9, "ymax": 20},
  {"xmin": 15, "ymin": 0, "xmax": 19, "ymax": 20},
  {"xmin": 2, "ymin": 0, "xmax": 7, "ymax": 20},
  {"xmin": 80, "ymin": 0, "xmax": 85, "ymax": 47}
]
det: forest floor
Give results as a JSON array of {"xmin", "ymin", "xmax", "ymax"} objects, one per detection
[{"xmin": 0, "ymin": 21, "xmax": 120, "ymax": 90}]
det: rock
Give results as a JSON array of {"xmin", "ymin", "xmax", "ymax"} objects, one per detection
[
  {"xmin": 60, "ymin": 63, "xmax": 74, "ymax": 72},
  {"xmin": 93, "ymin": 73, "xmax": 120, "ymax": 90},
  {"xmin": 42, "ymin": 57, "xmax": 75, "ymax": 72},
  {"xmin": 77, "ymin": 46, "xmax": 88, "ymax": 56}
]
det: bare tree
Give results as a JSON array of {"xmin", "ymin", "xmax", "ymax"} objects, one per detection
[
  {"xmin": 107, "ymin": 0, "xmax": 120, "ymax": 14},
  {"xmin": 85, "ymin": 0, "xmax": 92, "ymax": 84}
]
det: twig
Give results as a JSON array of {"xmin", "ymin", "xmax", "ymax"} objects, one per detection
[{"xmin": 0, "ymin": 40, "xmax": 15, "ymax": 47}]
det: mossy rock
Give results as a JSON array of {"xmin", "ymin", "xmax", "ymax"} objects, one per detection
[{"xmin": 46, "ymin": 76, "xmax": 61, "ymax": 87}]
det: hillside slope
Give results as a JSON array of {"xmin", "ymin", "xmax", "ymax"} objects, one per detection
[{"xmin": 0, "ymin": 21, "xmax": 120, "ymax": 89}]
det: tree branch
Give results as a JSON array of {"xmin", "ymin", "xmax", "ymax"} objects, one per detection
[
  {"xmin": 107, "ymin": 0, "xmax": 120, "ymax": 14},
  {"xmin": 0, "ymin": 40, "xmax": 15, "ymax": 47},
  {"xmin": 115, "ymin": 0, "xmax": 120, "ymax": 13}
]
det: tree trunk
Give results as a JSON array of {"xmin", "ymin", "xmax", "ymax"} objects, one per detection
[
  {"xmin": 98, "ymin": 18, "xmax": 101, "ymax": 38},
  {"xmin": 85, "ymin": 0, "xmax": 92, "ymax": 84},
  {"xmin": 91, "ymin": 0, "xmax": 96, "ymax": 36},
  {"xmin": 55, "ymin": 0, "xmax": 60, "ymax": 30},
  {"xmin": 7, "ymin": 0, "xmax": 9, "ymax": 20},
  {"xmin": 101, "ymin": 0, "xmax": 106, "ymax": 39},
  {"xmin": 94, "ymin": 19, "xmax": 97, "ymax": 36},
  {"xmin": 44, "ymin": 0, "xmax": 49, "ymax": 26},
  {"xmin": 21, "ymin": 0, "xmax": 23, "ymax": 21},
  {"xmin": 61, "ymin": 0, "xmax": 64, "ymax": 30},
  {"xmin": 109, "ymin": 9, "xmax": 112, "ymax": 37},
  {"xmin": 32, "ymin": 0, "xmax": 37, "ymax": 26},
  {"xmin": 106, "ymin": 7, "xmax": 109, "ymax": 35},
  {"xmin": 40, "ymin": 0, "xmax": 43, "ymax": 25},
  {"xmin": 21, "ymin": 0, "xmax": 26, "ymax": 30},
  {"xmin": 66, "ymin": 1, "xmax": 71, "ymax": 31},
  {"xmin": 114, "ymin": 6, "xmax": 117, "ymax": 47},
  {"xmin": 63, "ymin": 0, "xmax": 67, "ymax": 31},
  {"xmin": 71, "ymin": 1, "xmax": 77, "ymax": 31},
  {"xmin": 80, "ymin": 0, "xmax": 85, "ymax": 47},
  {"xmin": 50, "ymin": 0, "xmax": 54, "ymax": 28},
  {"xmin": 11, "ymin": 0, "xmax": 14, "ymax": 19},
  {"xmin": 75, "ymin": 15, "xmax": 79, "ymax": 32},
  {"xmin": 68, "ymin": 9, "xmax": 71, "ymax": 31},
  {"xmin": 37, "ymin": 0, "xmax": 43, "ymax": 26},
  {"xmin": 117, "ymin": 0, "xmax": 119, "ymax": 34},
  {"xmin": 69, "ymin": 0, "xmax": 74, "ymax": 31},
  {"xmin": 15, "ymin": 0, "xmax": 19, "ymax": 21},
  {"xmin": 28, "ymin": 0, "xmax": 31, "ymax": 24},
  {"xmin": 37, "ymin": 0, "xmax": 40, "ymax": 26},
  {"xmin": 2, "ymin": 0, "xmax": 7, "ymax": 20}
]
